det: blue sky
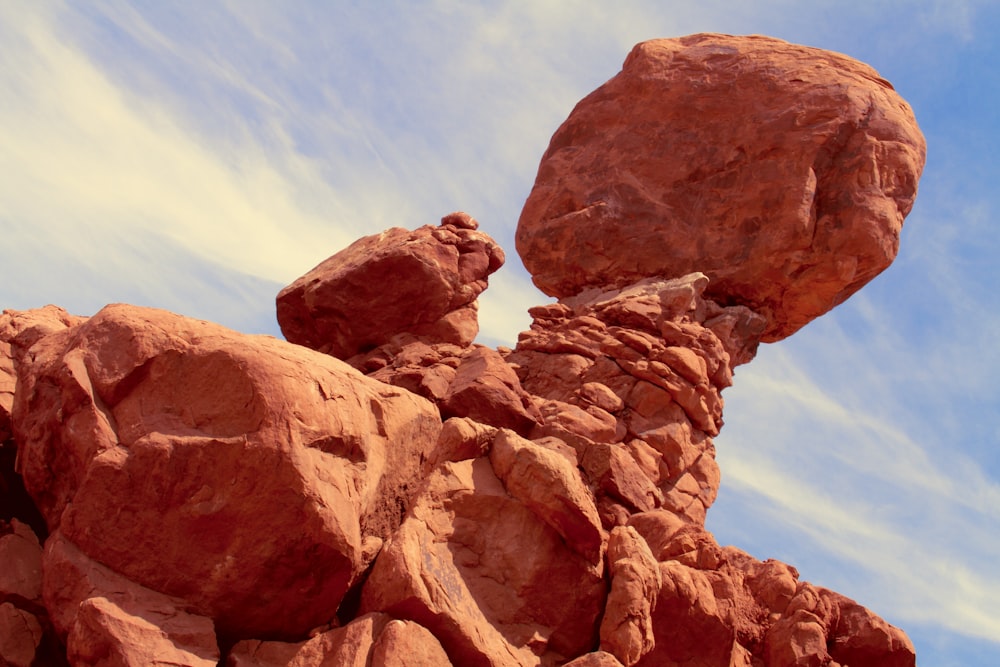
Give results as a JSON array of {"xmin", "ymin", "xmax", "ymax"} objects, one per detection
[{"xmin": 1, "ymin": 2, "xmax": 997, "ymax": 665}]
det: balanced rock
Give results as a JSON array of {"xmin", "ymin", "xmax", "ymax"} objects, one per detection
[
  {"xmin": 516, "ymin": 33, "xmax": 926, "ymax": 340},
  {"xmin": 277, "ymin": 211, "xmax": 504, "ymax": 358},
  {"xmin": 12, "ymin": 303, "xmax": 441, "ymax": 638},
  {"xmin": 0, "ymin": 32, "xmax": 924, "ymax": 667}
]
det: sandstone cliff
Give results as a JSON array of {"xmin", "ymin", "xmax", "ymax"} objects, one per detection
[{"xmin": 0, "ymin": 34, "xmax": 924, "ymax": 666}]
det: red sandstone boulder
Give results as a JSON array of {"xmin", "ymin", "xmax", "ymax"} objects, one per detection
[
  {"xmin": 490, "ymin": 428, "xmax": 604, "ymax": 563},
  {"xmin": 516, "ymin": 33, "xmax": 926, "ymax": 341},
  {"xmin": 600, "ymin": 526, "xmax": 661, "ymax": 666},
  {"xmin": 1, "ymin": 306, "xmax": 84, "ymax": 441},
  {"xmin": 564, "ymin": 653, "xmax": 626, "ymax": 667},
  {"xmin": 0, "ymin": 519, "xmax": 42, "ymax": 604},
  {"xmin": 228, "ymin": 613, "xmax": 453, "ymax": 667},
  {"xmin": 43, "ymin": 530, "xmax": 219, "ymax": 664},
  {"xmin": 0, "ymin": 343, "xmax": 13, "ymax": 442},
  {"xmin": 441, "ymin": 346, "xmax": 542, "ymax": 434},
  {"xmin": 0, "ymin": 520, "xmax": 45, "ymax": 667},
  {"xmin": 764, "ymin": 584, "xmax": 916, "ymax": 667},
  {"xmin": 371, "ymin": 618, "xmax": 455, "ymax": 667},
  {"xmin": 12, "ymin": 304, "xmax": 441, "ymax": 638},
  {"xmin": 277, "ymin": 212, "xmax": 504, "ymax": 358},
  {"xmin": 67, "ymin": 596, "xmax": 218, "ymax": 667},
  {"xmin": 0, "ymin": 603, "xmax": 43, "ymax": 667}
]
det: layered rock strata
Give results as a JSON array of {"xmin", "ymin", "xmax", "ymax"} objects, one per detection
[{"xmin": 0, "ymin": 33, "xmax": 925, "ymax": 667}]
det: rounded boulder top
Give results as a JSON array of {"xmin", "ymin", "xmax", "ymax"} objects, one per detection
[{"xmin": 515, "ymin": 33, "xmax": 926, "ymax": 341}]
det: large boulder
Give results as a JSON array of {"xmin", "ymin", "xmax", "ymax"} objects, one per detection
[
  {"xmin": 12, "ymin": 304, "xmax": 442, "ymax": 638},
  {"xmin": 516, "ymin": 33, "xmax": 926, "ymax": 340},
  {"xmin": 277, "ymin": 212, "xmax": 504, "ymax": 358}
]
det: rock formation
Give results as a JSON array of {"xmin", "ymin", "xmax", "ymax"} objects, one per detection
[
  {"xmin": 1, "ymin": 33, "xmax": 924, "ymax": 666},
  {"xmin": 516, "ymin": 34, "xmax": 925, "ymax": 341}
]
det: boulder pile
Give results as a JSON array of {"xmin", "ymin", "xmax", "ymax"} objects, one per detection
[{"xmin": 1, "ymin": 34, "xmax": 924, "ymax": 666}]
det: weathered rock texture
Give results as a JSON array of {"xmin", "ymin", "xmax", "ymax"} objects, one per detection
[
  {"xmin": 0, "ymin": 33, "xmax": 922, "ymax": 667},
  {"xmin": 277, "ymin": 211, "xmax": 504, "ymax": 358},
  {"xmin": 516, "ymin": 33, "xmax": 926, "ymax": 341}
]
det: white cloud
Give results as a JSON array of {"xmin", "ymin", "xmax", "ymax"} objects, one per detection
[{"xmin": 0, "ymin": 4, "xmax": 360, "ymax": 286}]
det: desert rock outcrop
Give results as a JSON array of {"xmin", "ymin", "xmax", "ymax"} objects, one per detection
[{"xmin": 0, "ymin": 33, "xmax": 923, "ymax": 667}]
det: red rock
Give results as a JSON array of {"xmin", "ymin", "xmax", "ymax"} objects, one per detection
[
  {"xmin": 600, "ymin": 526, "xmax": 661, "ymax": 666},
  {"xmin": 13, "ymin": 304, "xmax": 441, "ymax": 638},
  {"xmin": 441, "ymin": 346, "xmax": 541, "ymax": 434},
  {"xmin": 533, "ymin": 398, "xmax": 623, "ymax": 449},
  {"xmin": 0, "ymin": 342, "xmax": 13, "ymax": 442},
  {"xmin": 765, "ymin": 585, "xmax": 916, "ymax": 667},
  {"xmin": 582, "ymin": 443, "xmax": 664, "ymax": 515},
  {"xmin": 509, "ymin": 273, "xmax": 755, "ymax": 530},
  {"xmin": 577, "ymin": 381, "xmax": 625, "ymax": 413},
  {"xmin": 370, "ymin": 618, "xmax": 454, "ymax": 667},
  {"xmin": 744, "ymin": 559, "xmax": 799, "ymax": 615},
  {"xmin": 360, "ymin": 457, "xmax": 606, "ymax": 666},
  {"xmin": 229, "ymin": 613, "xmax": 386, "ymax": 667},
  {"xmin": 41, "ymin": 531, "xmax": 209, "ymax": 639},
  {"xmin": 429, "ymin": 416, "xmax": 497, "ymax": 469},
  {"xmin": 228, "ymin": 614, "xmax": 453, "ymax": 667},
  {"xmin": 1, "ymin": 306, "xmax": 84, "ymax": 441},
  {"xmin": 277, "ymin": 213, "xmax": 504, "ymax": 358},
  {"xmin": 0, "ymin": 306, "xmax": 85, "ymax": 358},
  {"xmin": 67, "ymin": 596, "xmax": 219, "ymax": 667},
  {"xmin": 0, "ymin": 521, "xmax": 47, "ymax": 667},
  {"xmin": 635, "ymin": 561, "xmax": 742, "ymax": 667},
  {"xmin": 627, "ymin": 511, "xmax": 723, "ymax": 572},
  {"xmin": 563, "ymin": 652, "xmax": 626, "ymax": 667},
  {"xmin": 0, "ymin": 32, "xmax": 926, "ymax": 667},
  {"xmin": 0, "ymin": 602, "xmax": 43, "ymax": 667},
  {"xmin": 0, "ymin": 519, "xmax": 42, "ymax": 603},
  {"xmin": 829, "ymin": 595, "xmax": 915, "ymax": 667},
  {"xmin": 489, "ymin": 428, "xmax": 604, "ymax": 563},
  {"xmin": 516, "ymin": 33, "xmax": 926, "ymax": 341}
]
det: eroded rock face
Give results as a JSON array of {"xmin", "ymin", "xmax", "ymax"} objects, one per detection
[
  {"xmin": 516, "ymin": 33, "xmax": 926, "ymax": 341},
  {"xmin": 507, "ymin": 273, "xmax": 767, "ymax": 526},
  {"xmin": 12, "ymin": 304, "xmax": 441, "ymax": 638}
]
